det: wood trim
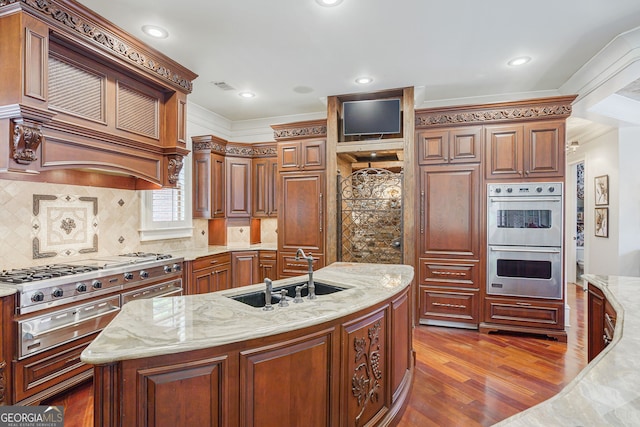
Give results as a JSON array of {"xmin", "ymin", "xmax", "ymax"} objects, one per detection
[
  {"xmin": 271, "ymin": 119, "xmax": 327, "ymax": 141},
  {"xmin": 415, "ymin": 95, "xmax": 578, "ymax": 128}
]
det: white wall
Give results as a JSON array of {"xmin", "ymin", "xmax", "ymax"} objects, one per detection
[{"xmin": 618, "ymin": 127, "xmax": 640, "ymax": 276}]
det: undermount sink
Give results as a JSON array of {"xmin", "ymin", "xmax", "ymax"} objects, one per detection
[{"xmin": 228, "ymin": 281, "xmax": 346, "ymax": 308}]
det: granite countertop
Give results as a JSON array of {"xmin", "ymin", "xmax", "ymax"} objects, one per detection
[
  {"xmin": 496, "ymin": 274, "xmax": 639, "ymax": 426},
  {"xmin": 0, "ymin": 285, "xmax": 17, "ymax": 298},
  {"xmin": 81, "ymin": 262, "xmax": 414, "ymax": 365},
  {"xmin": 171, "ymin": 243, "xmax": 278, "ymax": 261}
]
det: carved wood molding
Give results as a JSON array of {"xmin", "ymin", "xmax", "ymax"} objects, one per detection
[
  {"xmin": 271, "ymin": 119, "xmax": 327, "ymax": 141},
  {"xmin": 3, "ymin": 0, "xmax": 196, "ymax": 93},
  {"xmin": 352, "ymin": 320, "xmax": 383, "ymax": 425},
  {"xmin": 0, "ymin": 360, "xmax": 5, "ymax": 404},
  {"xmin": 12, "ymin": 119, "xmax": 43, "ymax": 165},
  {"xmin": 167, "ymin": 155, "xmax": 184, "ymax": 185},
  {"xmin": 415, "ymin": 95, "xmax": 577, "ymax": 128},
  {"xmin": 192, "ymin": 136, "xmax": 277, "ymax": 158}
]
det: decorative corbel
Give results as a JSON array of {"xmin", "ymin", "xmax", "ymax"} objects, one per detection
[
  {"xmin": 12, "ymin": 119, "xmax": 43, "ymax": 165},
  {"xmin": 167, "ymin": 155, "xmax": 184, "ymax": 185}
]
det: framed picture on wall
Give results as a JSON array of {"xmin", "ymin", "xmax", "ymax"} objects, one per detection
[
  {"xmin": 595, "ymin": 207, "xmax": 608, "ymax": 238},
  {"xmin": 595, "ymin": 175, "xmax": 609, "ymax": 206}
]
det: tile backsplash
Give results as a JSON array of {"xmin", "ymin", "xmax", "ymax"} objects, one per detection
[{"xmin": 0, "ymin": 179, "xmax": 208, "ymax": 269}]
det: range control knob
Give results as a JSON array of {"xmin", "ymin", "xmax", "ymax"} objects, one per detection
[
  {"xmin": 123, "ymin": 272, "xmax": 134, "ymax": 281},
  {"xmin": 494, "ymin": 188, "xmax": 501, "ymax": 194},
  {"xmin": 536, "ymin": 186, "xmax": 543, "ymax": 193},
  {"xmin": 548, "ymin": 186, "xmax": 556, "ymax": 193},
  {"xmin": 92, "ymin": 280, "xmax": 103, "ymax": 289},
  {"xmin": 506, "ymin": 187, "xmax": 513, "ymax": 193},
  {"xmin": 51, "ymin": 288, "xmax": 64, "ymax": 298},
  {"xmin": 172, "ymin": 263, "xmax": 182, "ymax": 272},
  {"xmin": 31, "ymin": 291, "xmax": 45, "ymax": 302},
  {"xmin": 163, "ymin": 265, "xmax": 173, "ymax": 273},
  {"xmin": 76, "ymin": 283, "xmax": 87, "ymax": 292},
  {"xmin": 140, "ymin": 270, "xmax": 149, "ymax": 279}
]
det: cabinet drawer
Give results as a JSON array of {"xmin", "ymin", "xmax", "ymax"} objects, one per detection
[
  {"xmin": 419, "ymin": 287, "xmax": 479, "ymax": 324},
  {"xmin": 192, "ymin": 253, "xmax": 231, "ymax": 271},
  {"xmin": 419, "ymin": 259, "xmax": 478, "ymax": 288},
  {"xmin": 484, "ymin": 297, "xmax": 564, "ymax": 330},
  {"xmin": 278, "ymin": 252, "xmax": 324, "ymax": 278},
  {"xmin": 14, "ymin": 334, "xmax": 94, "ymax": 403},
  {"xmin": 258, "ymin": 250, "xmax": 277, "ymax": 261}
]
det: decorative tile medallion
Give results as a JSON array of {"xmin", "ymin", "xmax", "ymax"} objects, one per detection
[{"xmin": 32, "ymin": 194, "xmax": 99, "ymax": 259}]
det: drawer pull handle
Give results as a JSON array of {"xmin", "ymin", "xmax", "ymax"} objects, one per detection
[
  {"xmin": 432, "ymin": 271, "xmax": 466, "ymax": 277},
  {"xmin": 516, "ymin": 302, "xmax": 532, "ymax": 306},
  {"xmin": 432, "ymin": 302, "xmax": 467, "ymax": 309}
]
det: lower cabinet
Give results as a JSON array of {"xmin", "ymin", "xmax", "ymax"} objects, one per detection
[
  {"xmin": 480, "ymin": 296, "xmax": 566, "ymax": 341},
  {"xmin": 231, "ymin": 250, "xmax": 259, "ymax": 287},
  {"xmin": 587, "ymin": 282, "xmax": 617, "ymax": 362},
  {"xmin": 187, "ymin": 253, "xmax": 231, "ymax": 294},
  {"xmin": 278, "ymin": 251, "xmax": 324, "ymax": 278},
  {"xmin": 418, "ymin": 258, "xmax": 480, "ymax": 327},
  {"xmin": 92, "ymin": 288, "xmax": 413, "ymax": 427},
  {"xmin": 258, "ymin": 250, "xmax": 277, "ymax": 281}
]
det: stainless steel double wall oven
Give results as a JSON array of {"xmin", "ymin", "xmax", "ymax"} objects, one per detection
[{"xmin": 487, "ymin": 182, "xmax": 563, "ymax": 300}]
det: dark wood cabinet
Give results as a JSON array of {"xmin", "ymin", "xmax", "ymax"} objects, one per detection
[
  {"xmin": 588, "ymin": 283, "xmax": 616, "ymax": 362},
  {"xmin": 485, "ymin": 120, "xmax": 565, "ymax": 180},
  {"xmin": 417, "ymin": 162, "xmax": 481, "ymax": 328},
  {"xmin": 481, "ymin": 296, "xmax": 566, "ymax": 340},
  {"xmin": 252, "ymin": 156, "xmax": 278, "ymax": 217},
  {"xmin": 192, "ymin": 151, "xmax": 225, "ymax": 219},
  {"xmin": 225, "ymin": 157, "xmax": 252, "ymax": 218},
  {"xmin": 231, "ymin": 250, "xmax": 260, "ymax": 288},
  {"xmin": 417, "ymin": 126, "xmax": 482, "ymax": 165},
  {"xmin": 0, "ymin": 294, "xmax": 15, "ymax": 405},
  {"xmin": 188, "ymin": 253, "xmax": 231, "ymax": 294},
  {"xmin": 258, "ymin": 250, "xmax": 277, "ymax": 281},
  {"xmin": 277, "ymin": 139, "xmax": 326, "ymax": 172}
]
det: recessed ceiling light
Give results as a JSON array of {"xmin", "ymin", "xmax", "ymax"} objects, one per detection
[
  {"xmin": 355, "ymin": 76, "xmax": 373, "ymax": 84},
  {"xmin": 141, "ymin": 25, "xmax": 169, "ymax": 39},
  {"xmin": 238, "ymin": 91, "xmax": 256, "ymax": 99},
  {"xmin": 507, "ymin": 56, "xmax": 531, "ymax": 67},
  {"xmin": 316, "ymin": 0, "xmax": 343, "ymax": 6}
]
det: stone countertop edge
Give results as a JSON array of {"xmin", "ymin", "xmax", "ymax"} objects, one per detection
[
  {"xmin": 172, "ymin": 244, "xmax": 278, "ymax": 261},
  {"xmin": 80, "ymin": 262, "xmax": 414, "ymax": 366},
  {"xmin": 0, "ymin": 285, "xmax": 17, "ymax": 297},
  {"xmin": 494, "ymin": 274, "xmax": 639, "ymax": 427}
]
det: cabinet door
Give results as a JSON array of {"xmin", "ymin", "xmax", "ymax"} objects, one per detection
[
  {"xmin": 192, "ymin": 267, "xmax": 215, "ymax": 294},
  {"xmin": 252, "ymin": 158, "xmax": 269, "ymax": 217},
  {"xmin": 226, "ymin": 157, "xmax": 251, "ymax": 218},
  {"xmin": 211, "ymin": 153, "xmax": 226, "ymax": 218},
  {"xmin": 231, "ymin": 251, "xmax": 259, "ymax": 288},
  {"xmin": 524, "ymin": 120, "xmax": 565, "ymax": 178},
  {"xmin": 216, "ymin": 264, "xmax": 231, "ymax": 291},
  {"xmin": 419, "ymin": 164, "xmax": 480, "ymax": 259},
  {"xmin": 417, "ymin": 129, "xmax": 449, "ymax": 165},
  {"xmin": 268, "ymin": 157, "xmax": 278, "ymax": 217},
  {"xmin": 279, "ymin": 172, "xmax": 325, "ymax": 252},
  {"xmin": 277, "ymin": 139, "xmax": 326, "ymax": 171},
  {"xmin": 588, "ymin": 284, "xmax": 606, "ymax": 362},
  {"xmin": 485, "ymin": 124, "xmax": 523, "ymax": 179},
  {"xmin": 192, "ymin": 150, "xmax": 211, "ymax": 218},
  {"xmin": 449, "ymin": 126, "xmax": 481, "ymax": 163},
  {"xmin": 259, "ymin": 251, "xmax": 278, "ymax": 281},
  {"xmin": 278, "ymin": 141, "xmax": 301, "ymax": 171}
]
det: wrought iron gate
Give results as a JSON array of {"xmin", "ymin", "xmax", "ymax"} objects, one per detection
[{"xmin": 337, "ymin": 168, "xmax": 403, "ymax": 264}]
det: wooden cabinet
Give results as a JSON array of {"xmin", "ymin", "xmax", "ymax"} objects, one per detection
[
  {"xmin": 278, "ymin": 251, "xmax": 325, "ymax": 278},
  {"xmin": 417, "ymin": 126, "xmax": 482, "ymax": 165},
  {"xmin": 481, "ymin": 296, "xmax": 566, "ymax": 340},
  {"xmin": 231, "ymin": 250, "xmax": 260, "ymax": 288},
  {"xmin": 0, "ymin": 294, "xmax": 15, "ymax": 405},
  {"xmin": 588, "ymin": 283, "xmax": 617, "ymax": 362},
  {"xmin": 188, "ymin": 253, "xmax": 231, "ymax": 294},
  {"xmin": 258, "ymin": 250, "xmax": 277, "ymax": 281},
  {"xmin": 417, "ymin": 162, "xmax": 481, "ymax": 327},
  {"xmin": 192, "ymin": 151, "xmax": 225, "ymax": 219},
  {"xmin": 277, "ymin": 139, "xmax": 326, "ymax": 171},
  {"xmin": 485, "ymin": 120, "xmax": 565, "ymax": 180},
  {"xmin": 225, "ymin": 157, "xmax": 252, "ymax": 218},
  {"xmin": 252, "ymin": 156, "xmax": 278, "ymax": 217}
]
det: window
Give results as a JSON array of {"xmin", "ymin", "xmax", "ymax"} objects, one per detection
[{"xmin": 140, "ymin": 163, "xmax": 193, "ymax": 241}]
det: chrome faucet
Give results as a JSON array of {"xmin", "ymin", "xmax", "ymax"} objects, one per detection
[
  {"xmin": 263, "ymin": 278, "xmax": 274, "ymax": 311},
  {"xmin": 295, "ymin": 248, "xmax": 316, "ymax": 299}
]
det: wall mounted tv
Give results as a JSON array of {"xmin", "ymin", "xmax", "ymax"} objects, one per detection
[{"xmin": 342, "ymin": 98, "xmax": 402, "ymax": 137}]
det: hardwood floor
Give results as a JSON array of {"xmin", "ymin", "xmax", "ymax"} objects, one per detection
[{"xmin": 45, "ymin": 283, "xmax": 586, "ymax": 427}]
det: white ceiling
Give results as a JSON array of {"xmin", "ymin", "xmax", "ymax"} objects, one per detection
[{"xmin": 76, "ymin": 0, "xmax": 640, "ymax": 123}]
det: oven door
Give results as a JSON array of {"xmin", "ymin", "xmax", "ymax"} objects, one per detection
[
  {"xmin": 487, "ymin": 246, "xmax": 562, "ymax": 299},
  {"xmin": 487, "ymin": 196, "xmax": 562, "ymax": 247}
]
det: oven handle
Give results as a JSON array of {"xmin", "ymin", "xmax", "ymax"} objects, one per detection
[
  {"xmin": 490, "ymin": 197, "xmax": 561, "ymax": 203},
  {"xmin": 23, "ymin": 304, "xmax": 121, "ymax": 339},
  {"xmin": 489, "ymin": 246, "xmax": 561, "ymax": 254}
]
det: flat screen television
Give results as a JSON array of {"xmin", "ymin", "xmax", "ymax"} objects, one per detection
[{"xmin": 342, "ymin": 98, "xmax": 401, "ymax": 137}]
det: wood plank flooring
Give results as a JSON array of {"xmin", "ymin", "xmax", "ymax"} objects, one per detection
[{"xmin": 45, "ymin": 283, "xmax": 586, "ymax": 427}]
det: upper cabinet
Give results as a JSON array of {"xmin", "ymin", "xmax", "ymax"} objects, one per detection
[
  {"xmin": 277, "ymin": 139, "xmax": 326, "ymax": 172},
  {"xmin": 417, "ymin": 126, "xmax": 482, "ymax": 165},
  {"xmin": 252, "ymin": 154, "xmax": 278, "ymax": 218},
  {"xmin": 0, "ymin": 0, "xmax": 197, "ymax": 189},
  {"xmin": 225, "ymin": 157, "xmax": 252, "ymax": 218},
  {"xmin": 484, "ymin": 120, "xmax": 565, "ymax": 180}
]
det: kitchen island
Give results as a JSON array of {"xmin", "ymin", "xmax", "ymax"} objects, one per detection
[
  {"xmin": 496, "ymin": 274, "xmax": 639, "ymax": 426},
  {"xmin": 82, "ymin": 262, "xmax": 414, "ymax": 427}
]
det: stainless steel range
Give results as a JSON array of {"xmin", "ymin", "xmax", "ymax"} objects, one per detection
[{"xmin": 1, "ymin": 252, "xmax": 183, "ymax": 404}]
